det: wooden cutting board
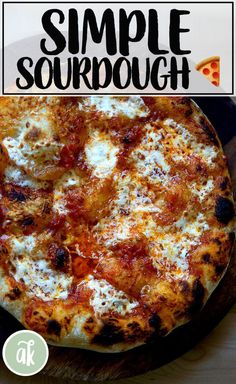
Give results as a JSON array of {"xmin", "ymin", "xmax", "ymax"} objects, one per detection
[{"xmin": 0, "ymin": 98, "xmax": 236, "ymax": 382}]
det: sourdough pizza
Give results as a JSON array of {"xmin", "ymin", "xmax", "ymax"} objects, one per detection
[{"xmin": 0, "ymin": 96, "xmax": 235, "ymax": 352}]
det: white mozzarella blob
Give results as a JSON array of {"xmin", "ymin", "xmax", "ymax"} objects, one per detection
[
  {"xmin": 131, "ymin": 124, "xmax": 170, "ymax": 183},
  {"xmin": 4, "ymin": 166, "xmax": 49, "ymax": 189},
  {"xmin": 11, "ymin": 235, "xmax": 37, "ymax": 255},
  {"xmin": 85, "ymin": 131, "xmax": 119, "ymax": 178},
  {"xmin": 2, "ymin": 108, "xmax": 63, "ymax": 174},
  {"xmin": 83, "ymin": 96, "xmax": 149, "ymax": 118},
  {"xmin": 95, "ymin": 216, "xmax": 136, "ymax": 247},
  {"xmin": 87, "ymin": 275, "xmax": 138, "ymax": 316},
  {"xmin": 13, "ymin": 258, "xmax": 72, "ymax": 301},
  {"xmin": 9, "ymin": 234, "xmax": 72, "ymax": 301},
  {"xmin": 113, "ymin": 172, "xmax": 162, "ymax": 215}
]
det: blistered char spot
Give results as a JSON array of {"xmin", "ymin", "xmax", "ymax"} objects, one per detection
[
  {"xmin": 8, "ymin": 189, "xmax": 27, "ymax": 202},
  {"xmin": 188, "ymin": 279, "xmax": 205, "ymax": 315},
  {"xmin": 55, "ymin": 247, "xmax": 69, "ymax": 269},
  {"xmin": 229, "ymin": 232, "xmax": 235, "ymax": 245},
  {"xmin": 215, "ymin": 263, "xmax": 226, "ymax": 276},
  {"xmin": 6, "ymin": 286, "xmax": 21, "ymax": 300},
  {"xmin": 202, "ymin": 253, "xmax": 211, "ymax": 263},
  {"xmin": 219, "ymin": 177, "xmax": 229, "ymax": 191},
  {"xmin": 21, "ymin": 216, "xmax": 34, "ymax": 227},
  {"xmin": 92, "ymin": 323, "xmax": 125, "ymax": 346},
  {"xmin": 148, "ymin": 313, "xmax": 162, "ymax": 330},
  {"xmin": 215, "ymin": 197, "xmax": 235, "ymax": 224},
  {"xmin": 146, "ymin": 313, "xmax": 163, "ymax": 342},
  {"xmin": 179, "ymin": 280, "xmax": 190, "ymax": 294},
  {"xmin": 47, "ymin": 319, "xmax": 61, "ymax": 336}
]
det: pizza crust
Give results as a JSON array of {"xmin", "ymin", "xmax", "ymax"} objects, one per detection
[{"xmin": 0, "ymin": 96, "xmax": 235, "ymax": 352}]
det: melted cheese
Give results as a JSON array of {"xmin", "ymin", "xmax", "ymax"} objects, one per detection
[
  {"xmin": 191, "ymin": 179, "xmax": 214, "ymax": 202},
  {"xmin": 87, "ymin": 275, "xmax": 138, "ymax": 316},
  {"xmin": 13, "ymin": 258, "xmax": 72, "ymax": 301},
  {"xmin": 176, "ymin": 213, "xmax": 209, "ymax": 235},
  {"xmin": 85, "ymin": 130, "xmax": 119, "ymax": 178},
  {"xmin": 83, "ymin": 96, "xmax": 149, "ymax": 118},
  {"xmin": 11, "ymin": 235, "xmax": 37, "ymax": 254},
  {"xmin": 4, "ymin": 166, "xmax": 49, "ymax": 189},
  {"xmin": 113, "ymin": 172, "xmax": 162, "ymax": 215},
  {"xmin": 2, "ymin": 108, "xmax": 63, "ymax": 174},
  {"xmin": 9, "ymin": 234, "xmax": 72, "ymax": 301},
  {"xmin": 56, "ymin": 170, "xmax": 82, "ymax": 188},
  {"xmin": 131, "ymin": 124, "xmax": 170, "ymax": 183},
  {"xmin": 95, "ymin": 215, "xmax": 136, "ymax": 247},
  {"xmin": 164, "ymin": 119, "xmax": 217, "ymax": 164}
]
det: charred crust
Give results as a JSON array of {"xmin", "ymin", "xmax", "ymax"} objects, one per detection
[
  {"xmin": 229, "ymin": 232, "xmax": 235, "ymax": 245},
  {"xmin": 146, "ymin": 313, "xmax": 163, "ymax": 343},
  {"xmin": 92, "ymin": 323, "xmax": 125, "ymax": 346},
  {"xmin": 179, "ymin": 280, "xmax": 190, "ymax": 294},
  {"xmin": 86, "ymin": 317, "xmax": 94, "ymax": 324},
  {"xmin": 21, "ymin": 216, "xmax": 34, "ymax": 227},
  {"xmin": 6, "ymin": 286, "xmax": 21, "ymax": 300},
  {"xmin": 122, "ymin": 133, "xmax": 133, "ymax": 144},
  {"xmin": 219, "ymin": 177, "xmax": 229, "ymax": 191},
  {"xmin": 120, "ymin": 208, "xmax": 129, "ymax": 216},
  {"xmin": 173, "ymin": 97, "xmax": 191, "ymax": 106},
  {"xmin": 8, "ymin": 189, "xmax": 27, "ymax": 202},
  {"xmin": 42, "ymin": 202, "xmax": 51, "ymax": 214},
  {"xmin": 126, "ymin": 322, "xmax": 144, "ymax": 342},
  {"xmin": 47, "ymin": 319, "xmax": 61, "ymax": 337},
  {"xmin": 146, "ymin": 327, "xmax": 168, "ymax": 343},
  {"xmin": 55, "ymin": 247, "xmax": 69, "ymax": 269},
  {"xmin": 127, "ymin": 321, "xmax": 141, "ymax": 331},
  {"xmin": 215, "ymin": 197, "xmax": 235, "ymax": 225},
  {"xmin": 199, "ymin": 117, "xmax": 219, "ymax": 147},
  {"xmin": 213, "ymin": 237, "xmax": 222, "ymax": 246},
  {"xmin": 202, "ymin": 253, "xmax": 211, "ymax": 263},
  {"xmin": 184, "ymin": 108, "xmax": 193, "ymax": 117},
  {"xmin": 196, "ymin": 164, "xmax": 204, "ymax": 172},
  {"xmin": 188, "ymin": 279, "xmax": 205, "ymax": 315},
  {"xmin": 0, "ymin": 244, "xmax": 8, "ymax": 255},
  {"xmin": 149, "ymin": 313, "xmax": 161, "ymax": 330},
  {"xmin": 215, "ymin": 263, "xmax": 226, "ymax": 276}
]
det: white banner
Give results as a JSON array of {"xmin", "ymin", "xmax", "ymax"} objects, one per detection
[{"xmin": 1, "ymin": 1, "xmax": 234, "ymax": 95}]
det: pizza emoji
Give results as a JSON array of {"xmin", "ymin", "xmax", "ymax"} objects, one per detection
[{"xmin": 196, "ymin": 56, "xmax": 220, "ymax": 87}]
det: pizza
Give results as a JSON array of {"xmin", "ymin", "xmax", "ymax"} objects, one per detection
[
  {"xmin": 0, "ymin": 96, "xmax": 235, "ymax": 353},
  {"xmin": 196, "ymin": 56, "xmax": 220, "ymax": 87}
]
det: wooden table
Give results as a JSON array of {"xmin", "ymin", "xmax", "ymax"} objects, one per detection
[{"xmin": 0, "ymin": 303, "xmax": 235, "ymax": 384}]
